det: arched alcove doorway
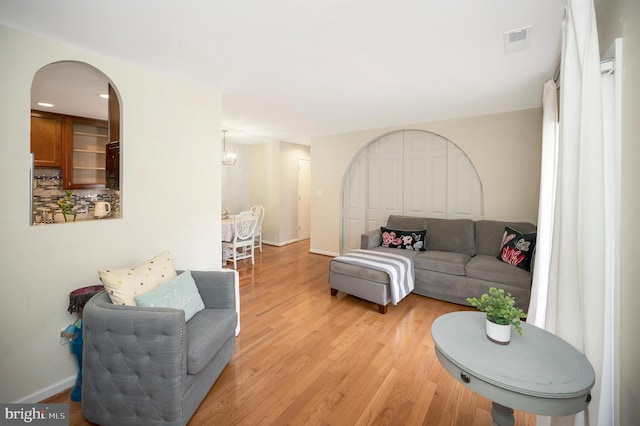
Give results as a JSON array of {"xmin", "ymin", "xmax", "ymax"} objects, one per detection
[
  {"xmin": 30, "ymin": 61, "xmax": 122, "ymax": 224},
  {"xmin": 341, "ymin": 129, "xmax": 484, "ymax": 253}
]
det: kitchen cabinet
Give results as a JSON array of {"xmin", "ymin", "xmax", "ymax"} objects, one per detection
[
  {"xmin": 64, "ymin": 116, "xmax": 108, "ymax": 189},
  {"xmin": 31, "ymin": 110, "xmax": 109, "ymax": 188},
  {"xmin": 31, "ymin": 111, "xmax": 63, "ymax": 168}
]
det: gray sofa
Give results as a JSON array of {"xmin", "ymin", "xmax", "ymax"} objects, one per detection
[
  {"xmin": 348, "ymin": 215, "xmax": 535, "ymax": 311},
  {"xmin": 82, "ymin": 270, "xmax": 238, "ymax": 426}
]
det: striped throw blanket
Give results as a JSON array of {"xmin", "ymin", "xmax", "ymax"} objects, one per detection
[{"xmin": 332, "ymin": 249, "xmax": 414, "ymax": 304}]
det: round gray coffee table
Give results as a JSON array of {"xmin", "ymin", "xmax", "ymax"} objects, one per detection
[{"xmin": 432, "ymin": 312, "xmax": 595, "ymax": 426}]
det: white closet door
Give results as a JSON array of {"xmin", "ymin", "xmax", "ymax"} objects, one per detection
[
  {"xmin": 366, "ymin": 132, "xmax": 403, "ymax": 231},
  {"xmin": 447, "ymin": 143, "xmax": 483, "ymax": 218},
  {"xmin": 342, "ymin": 152, "xmax": 367, "ymax": 252},
  {"xmin": 340, "ymin": 130, "xmax": 483, "ymax": 254},
  {"xmin": 403, "ymin": 130, "xmax": 448, "ymax": 218}
]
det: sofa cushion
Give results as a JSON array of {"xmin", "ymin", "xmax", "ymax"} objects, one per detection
[
  {"xmin": 186, "ymin": 308, "xmax": 237, "ymax": 375},
  {"xmin": 134, "ymin": 271, "xmax": 205, "ymax": 321},
  {"xmin": 497, "ymin": 226, "xmax": 537, "ymax": 272},
  {"xmin": 425, "ymin": 218, "xmax": 476, "ymax": 256},
  {"xmin": 475, "ymin": 220, "xmax": 537, "ymax": 256},
  {"xmin": 386, "ymin": 215, "xmax": 429, "ymax": 231},
  {"xmin": 465, "ymin": 255, "xmax": 532, "ymax": 289},
  {"xmin": 98, "ymin": 251, "xmax": 177, "ymax": 306},
  {"xmin": 380, "ymin": 227, "xmax": 426, "ymax": 251},
  {"xmin": 414, "ymin": 251, "xmax": 470, "ymax": 276}
]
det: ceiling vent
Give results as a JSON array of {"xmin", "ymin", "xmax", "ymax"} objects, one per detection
[{"xmin": 504, "ymin": 25, "xmax": 533, "ymax": 54}]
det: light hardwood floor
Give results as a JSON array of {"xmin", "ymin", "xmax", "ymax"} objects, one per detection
[{"xmin": 45, "ymin": 240, "xmax": 535, "ymax": 425}]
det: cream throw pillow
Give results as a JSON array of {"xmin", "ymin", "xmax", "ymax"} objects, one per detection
[{"xmin": 98, "ymin": 251, "xmax": 177, "ymax": 306}]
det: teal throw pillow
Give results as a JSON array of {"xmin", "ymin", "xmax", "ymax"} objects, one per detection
[{"xmin": 134, "ymin": 270, "xmax": 205, "ymax": 321}]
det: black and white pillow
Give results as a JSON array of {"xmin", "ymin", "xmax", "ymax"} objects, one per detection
[
  {"xmin": 497, "ymin": 226, "xmax": 537, "ymax": 271},
  {"xmin": 380, "ymin": 227, "xmax": 426, "ymax": 251}
]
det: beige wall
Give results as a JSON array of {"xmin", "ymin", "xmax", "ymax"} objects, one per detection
[
  {"xmin": 0, "ymin": 26, "xmax": 223, "ymax": 402},
  {"xmin": 596, "ymin": 0, "xmax": 640, "ymax": 424},
  {"xmin": 249, "ymin": 142, "xmax": 280, "ymax": 244},
  {"xmin": 248, "ymin": 141, "xmax": 311, "ymax": 245},
  {"xmin": 221, "ymin": 141, "xmax": 251, "ymax": 213},
  {"xmin": 279, "ymin": 142, "xmax": 311, "ymax": 243},
  {"xmin": 310, "ymin": 108, "xmax": 543, "ymax": 255}
]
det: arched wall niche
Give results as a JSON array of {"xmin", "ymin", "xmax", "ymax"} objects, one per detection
[
  {"xmin": 30, "ymin": 60, "xmax": 122, "ymax": 224},
  {"xmin": 341, "ymin": 129, "xmax": 484, "ymax": 254}
]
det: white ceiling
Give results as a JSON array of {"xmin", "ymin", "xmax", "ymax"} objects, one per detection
[
  {"xmin": 30, "ymin": 61, "xmax": 110, "ymax": 121},
  {"xmin": 1, "ymin": 0, "xmax": 566, "ymax": 145}
]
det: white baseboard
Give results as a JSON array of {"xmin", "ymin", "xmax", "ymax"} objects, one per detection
[
  {"xmin": 16, "ymin": 374, "xmax": 75, "ymax": 403},
  {"xmin": 309, "ymin": 248, "xmax": 339, "ymax": 257},
  {"xmin": 263, "ymin": 239, "xmax": 298, "ymax": 247}
]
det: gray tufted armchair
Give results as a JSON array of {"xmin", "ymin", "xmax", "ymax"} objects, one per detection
[{"xmin": 81, "ymin": 270, "xmax": 238, "ymax": 426}]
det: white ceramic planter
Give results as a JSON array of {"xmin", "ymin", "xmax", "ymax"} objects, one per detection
[{"xmin": 485, "ymin": 319, "xmax": 511, "ymax": 345}]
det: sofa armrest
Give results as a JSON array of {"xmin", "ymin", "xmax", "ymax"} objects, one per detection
[
  {"xmin": 82, "ymin": 291, "xmax": 186, "ymax": 425},
  {"xmin": 189, "ymin": 269, "xmax": 240, "ymax": 336},
  {"xmin": 361, "ymin": 229, "xmax": 382, "ymax": 249},
  {"xmin": 189, "ymin": 270, "xmax": 236, "ymax": 310}
]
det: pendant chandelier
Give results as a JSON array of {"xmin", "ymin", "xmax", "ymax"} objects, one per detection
[{"xmin": 221, "ymin": 129, "xmax": 237, "ymax": 165}]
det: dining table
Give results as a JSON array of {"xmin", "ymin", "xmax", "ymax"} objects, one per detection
[
  {"xmin": 221, "ymin": 216, "xmax": 235, "ymax": 243},
  {"xmin": 221, "ymin": 216, "xmax": 235, "ymax": 266}
]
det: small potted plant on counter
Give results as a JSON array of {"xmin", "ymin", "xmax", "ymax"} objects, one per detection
[
  {"xmin": 467, "ymin": 287, "xmax": 527, "ymax": 345},
  {"xmin": 57, "ymin": 190, "xmax": 77, "ymax": 222}
]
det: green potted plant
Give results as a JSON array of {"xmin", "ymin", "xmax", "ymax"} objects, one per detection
[
  {"xmin": 466, "ymin": 287, "xmax": 527, "ymax": 344},
  {"xmin": 57, "ymin": 190, "xmax": 77, "ymax": 222}
]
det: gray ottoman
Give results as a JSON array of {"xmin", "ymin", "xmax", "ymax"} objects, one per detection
[{"xmin": 328, "ymin": 258, "xmax": 392, "ymax": 314}]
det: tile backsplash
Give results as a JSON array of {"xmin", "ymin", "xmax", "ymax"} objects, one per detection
[{"xmin": 32, "ymin": 168, "xmax": 120, "ymax": 224}]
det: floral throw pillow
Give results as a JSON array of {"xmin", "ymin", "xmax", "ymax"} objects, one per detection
[
  {"xmin": 380, "ymin": 227, "xmax": 426, "ymax": 251},
  {"xmin": 497, "ymin": 226, "xmax": 537, "ymax": 271}
]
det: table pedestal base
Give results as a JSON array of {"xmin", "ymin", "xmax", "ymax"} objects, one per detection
[{"xmin": 491, "ymin": 402, "xmax": 514, "ymax": 426}]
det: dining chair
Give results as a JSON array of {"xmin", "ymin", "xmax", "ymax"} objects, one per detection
[
  {"xmin": 222, "ymin": 211, "xmax": 258, "ymax": 269},
  {"xmin": 249, "ymin": 205, "xmax": 265, "ymax": 252}
]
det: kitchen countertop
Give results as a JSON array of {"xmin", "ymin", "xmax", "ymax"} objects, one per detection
[{"xmin": 33, "ymin": 212, "xmax": 120, "ymax": 225}]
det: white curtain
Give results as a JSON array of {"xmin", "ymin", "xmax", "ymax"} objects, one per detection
[
  {"xmin": 528, "ymin": 0, "xmax": 616, "ymax": 425},
  {"xmin": 528, "ymin": 80, "xmax": 558, "ymax": 329}
]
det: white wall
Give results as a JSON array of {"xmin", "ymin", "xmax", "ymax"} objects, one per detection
[
  {"xmin": 0, "ymin": 25, "xmax": 223, "ymax": 402},
  {"xmin": 309, "ymin": 108, "xmax": 543, "ymax": 256}
]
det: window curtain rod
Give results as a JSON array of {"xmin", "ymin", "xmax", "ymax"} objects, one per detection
[
  {"xmin": 600, "ymin": 59, "xmax": 615, "ymax": 75},
  {"xmin": 552, "ymin": 59, "xmax": 615, "ymax": 88}
]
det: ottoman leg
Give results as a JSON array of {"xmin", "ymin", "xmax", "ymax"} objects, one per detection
[
  {"xmin": 378, "ymin": 304, "xmax": 388, "ymax": 314},
  {"xmin": 330, "ymin": 288, "xmax": 338, "ymax": 296}
]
